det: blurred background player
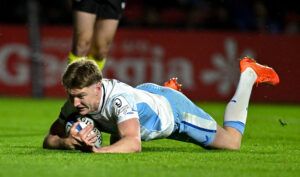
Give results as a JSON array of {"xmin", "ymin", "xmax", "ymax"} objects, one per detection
[{"xmin": 68, "ymin": 0, "xmax": 126, "ymax": 70}]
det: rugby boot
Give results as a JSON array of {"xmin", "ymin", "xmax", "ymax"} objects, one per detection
[
  {"xmin": 240, "ymin": 56, "xmax": 280, "ymax": 85},
  {"xmin": 164, "ymin": 77, "xmax": 182, "ymax": 91}
]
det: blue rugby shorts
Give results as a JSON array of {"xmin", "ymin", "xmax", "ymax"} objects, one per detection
[{"xmin": 136, "ymin": 83, "xmax": 217, "ymax": 146}]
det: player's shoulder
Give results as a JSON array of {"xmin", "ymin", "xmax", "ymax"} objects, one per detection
[
  {"xmin": 102, "ymin": 80, "xmax": 136, "ymax": 109},
  {"xmin": 102, "ymin": 78, "xmax": 130, "ymax": 87},
  {"xmin": 102, "ymin": 78, "xmax": 134, "ymax": 96}
]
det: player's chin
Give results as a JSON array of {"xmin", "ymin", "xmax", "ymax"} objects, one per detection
[{"xmin": 77, "ymin": 108, "xmax": 89, "ymax": 115}]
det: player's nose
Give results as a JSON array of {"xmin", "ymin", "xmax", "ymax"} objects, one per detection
[{"xmin": 73, "ymin": 97, "xmax": 81, "ymax": 107}]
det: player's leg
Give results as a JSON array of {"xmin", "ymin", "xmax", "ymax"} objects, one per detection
[
  {"xmin": 209, "ymin": 57, "xmax": 280, "ymax": 150},
  {"xmin": 136, "ymin": 83, "xmax": 217, "ymax": 147},
  {"xmin": 87, "ymin": 0, "xmax": 125, "ymax": 70},
  {"xmin": 71, "ymin": 11, "xmax": 96, "ymax": 57},
  {"xmin": 89, "ymin": 19, "xmax": 119, "ymax": 70},
  {"xmin": 68, "ymin": 0, "xmax": 97, "ymax": 63}
]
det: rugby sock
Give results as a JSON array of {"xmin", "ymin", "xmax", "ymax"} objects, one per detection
[
  {"xmin": 223, "ymin": 68, "xmax": 257, "ymax": 134},
  {"xmin": 68, "ymin": 52, "xmax": 106, "ymax": 70},
  {"xmin": 68, "ymin": 52, "xmax": 87, "ymax": 64},
  {"xmin": 88, "ymin": 54, "xmax": 106, "ymax": 70}
]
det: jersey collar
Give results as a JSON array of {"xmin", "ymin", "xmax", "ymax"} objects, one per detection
[{"xmin": 89, "ymin": 82, "xmax": 106, "ymax": 115}]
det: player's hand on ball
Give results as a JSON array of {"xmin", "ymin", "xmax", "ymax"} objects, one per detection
[
  {"xmin": 69, "ymin": 121, "xmax": 97, "ymax": 151},
  {"xmin": 65, "ymin": 116, "xmax": 102, "ymax": 151},
  {"xmin": 68, "ymin": 121, "xmax": 86, "ymax": 147},
  {"xmin": 78, "ymin": 123, "xmax": 99, "ymax": 148},
  {"xmin": 74, "ymin": 121, "xmax": 94, "ymax": 142}
]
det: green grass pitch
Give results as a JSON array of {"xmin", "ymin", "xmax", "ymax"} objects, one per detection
[{"xmin": 0, "ymin": 97, "xmax": 299, "ymax": 177}]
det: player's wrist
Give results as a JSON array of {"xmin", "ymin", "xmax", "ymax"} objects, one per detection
[{"xmin": 91, "ymin": 146, "xmax": 107, "ymax": 153}]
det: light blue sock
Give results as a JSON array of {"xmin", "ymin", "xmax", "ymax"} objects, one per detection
[{"xmin": 223, "ymin": 121, "xmax": 245, "ymax": 134}]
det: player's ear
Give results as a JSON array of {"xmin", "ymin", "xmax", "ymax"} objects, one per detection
[
  {"xmin": 95, "ymin": 82, "xmax": 102, "ymax": 94},
  {"xmin": 96, "ymin": 82, "xmax": 101, "ymax": 89}
]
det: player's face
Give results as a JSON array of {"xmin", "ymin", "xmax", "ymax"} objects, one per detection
[{"xmin": 68, "ymin": 82, "xmax": 102, "ymax": 115}]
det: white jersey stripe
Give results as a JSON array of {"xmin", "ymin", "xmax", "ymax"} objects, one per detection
[{"xmin": 182, "ymin": 112, "xmax": 217, "ymax": 132}]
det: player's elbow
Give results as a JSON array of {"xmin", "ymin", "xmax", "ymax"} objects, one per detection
[
  {"xmin": 135, "ymin": 145, "xmax": 142, "ymax": 153},
  {"xmin": 42, "ymin": 134, "xmax": 73, "ymax": 150},
  {"xmin": 132, "ymin": 138, "xmax": 142, "ymax": 153},
  {"xmin": 133, "ymin": 146, "xmax": 142, "ymax": 153},
  {"xmin": 42, "ymin": 135, "xmax": 52, "ymax": 149}
]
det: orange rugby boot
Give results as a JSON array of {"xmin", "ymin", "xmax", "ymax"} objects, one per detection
[
  {"xmin": 240, "ymin": 57, "xmax": 280, "ymax": 85},
  {"xmin": 164, "ymin": 77, "xmax": 182, "ymax": 91}
]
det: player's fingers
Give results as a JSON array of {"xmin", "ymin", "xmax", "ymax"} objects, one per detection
[
  {"xmin": 68, "ymin": 121, "xmax": 86, "ymax": 146},
  {"xmin": 87, "ymin": 131, "xmax": 97, "ymax": 142},
  {"xmin": 82, "ymin": 136, "xmax": 96, "ymax": 147},
  {"xmin": 69, "ymin": 121, "xmax": 80, "ymax": 135},
  {"xmin": 80, "ymin": 124, "xmax": 93, "ymax": 135},
  {"xmin": 88, "ymin": 136, "xmax": 98, "ymax": 144},
  {"xmin": 79, "ymin": 124, "xmax": 94, "ymax": 139}
]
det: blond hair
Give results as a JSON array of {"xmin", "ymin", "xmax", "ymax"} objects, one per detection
[{"xmin": 62, "ymin": 59, "xmax": 102, "ymax": 89}]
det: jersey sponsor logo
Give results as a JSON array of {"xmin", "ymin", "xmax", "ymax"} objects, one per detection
[
  {"xmin": 113, "ymin": 96, "xmax": 136, "ymax": 118},
  {"xmin": 117, "ymin": 105, "xmax": 130, "ymax": 115},
  {"xmin": 114, "ymin": 98, "xmax": 122, "ymax": 108},
  {"xmin": 126, "ymin": 112, "xmax": 135, "ymax": 115}
]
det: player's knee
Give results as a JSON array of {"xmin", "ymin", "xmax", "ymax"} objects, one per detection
[
  {"xmin": 74, "ymin": 40, "xmax": 92, "ymax": 56},
  {"xmin": 95, "ymin": 40, "xmax": 113, "ymax": 57},
  {"xmin": 100, "ymin": 47, "xmax": 110, "ymax": 57},
  {"xmin": 94, "ymin": 47, "xmax": 110, "ymax": 59},
  {"xmin": 226, "ymin": 141, "xmax": 241, "ymax": 150}
]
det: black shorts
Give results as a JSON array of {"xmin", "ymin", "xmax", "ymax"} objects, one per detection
[{"xmin": 72, "ymin": 0, "xmax": 125, "ymax": 19}]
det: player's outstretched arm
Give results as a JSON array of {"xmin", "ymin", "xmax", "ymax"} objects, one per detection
[{"xmin": 92, "ymin": 118, "xmax": 142, "ymax": 153}]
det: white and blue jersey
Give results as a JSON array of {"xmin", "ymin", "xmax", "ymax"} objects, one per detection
[{"xmin": 59, "ymin": 79, "xmax": 217, "ymax": 146}]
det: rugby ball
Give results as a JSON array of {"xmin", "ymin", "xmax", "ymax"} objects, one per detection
[{"xmin": 65, "ymin": 116, "xmax": 102, "ymax": 148}]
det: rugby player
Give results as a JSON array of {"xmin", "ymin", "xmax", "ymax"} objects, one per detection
[
  {"xmin": 68, "ymin": 0, "xmax": 125, "ymax": 70},
  {"xmin": 43, "ymin": 57, "xmax": 280, "ymax": 153}
]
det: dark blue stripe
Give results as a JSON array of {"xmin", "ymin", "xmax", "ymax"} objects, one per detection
[{"xmin": 182, "ymin": 121, "xmax": 216, "ymax": 133}]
